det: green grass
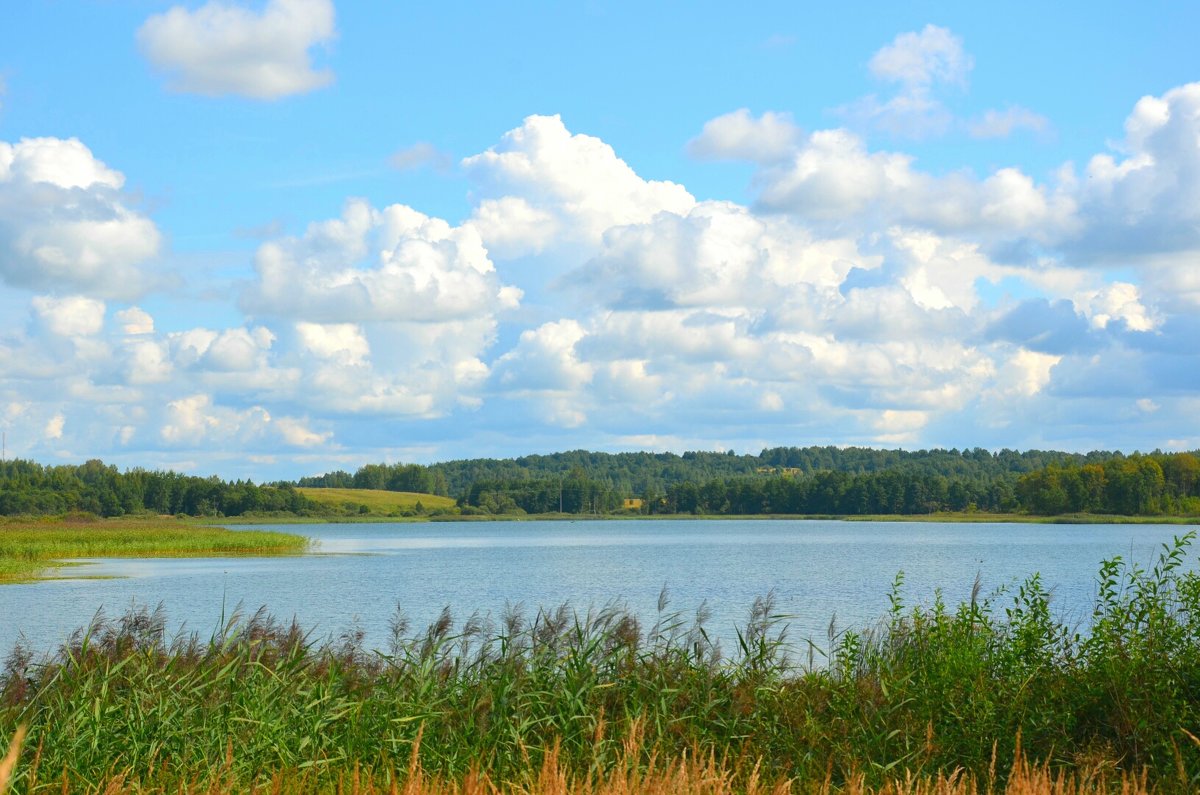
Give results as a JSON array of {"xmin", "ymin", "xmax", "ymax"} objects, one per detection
[
  {"xmin": 3, "ymin": 532, "xmax": 1199, "ymax": 792},
  {"xmin": 297, "ymin": 487, "xmax": 457, "ymax": 516},
  {"xmin": 0, "ymin": 516, "xmax": 308, "ymax": 583}
]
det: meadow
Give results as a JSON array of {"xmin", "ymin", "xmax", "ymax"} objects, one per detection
[
  {"xmin": 1, "ymin": 532, "xmax": 1197, "ymax": 793},
  {"xmin": 296, "ymin": 487, "xmax": 459, "ymax": 517},
  {"xmin": 0, "ymin": 516, "xmax": 308, "ymax": 583}
]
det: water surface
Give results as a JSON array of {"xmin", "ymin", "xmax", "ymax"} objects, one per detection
[{"xmin": 1, "ymin": 519, "xmax": 1194, "ymax": 657}]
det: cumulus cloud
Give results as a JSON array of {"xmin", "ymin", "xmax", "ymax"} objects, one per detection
[
  {"xmin": 1070, "ymin": 83, "xmax": 1200, "ymax": 260},
  {"xmin": 44, "ymin": 413, "xmax": 65, "ymax": 440},
  {"xmin": 117, "ymin": 307, "xmax": 155, "ymax": 335},
  {"xmin": 137, "ymin": 0, "xmax": 336, "ymax": 99},
  {"xmin": 10, "ymin": 72, "xmax": 1200, "ymax": 470},
  {"xmin": 0, "ymin": 138, "xmax": 161, "ymax": 298},
  {"xmin": 161, "ymin": 394, "xmax": 271, "ymax": 445},
  {"xmin": 245, "ymin": 199, "xmax": 520, "ymax": 322},
  {"xmin": 274, "ymin": 416, "xmax": 331, "ymax": 447},
  {"xmin": 463, "ymin": 114, "xmax": 694, "ymax": 257},
  {"xmin": 687, "ymin": 109, "xmax": 802, "ymax": 163},
  {"xmin": 295, "ymin": 321, "xmax": 369, "ymax": 364},
  {"xmin": 868, "ymin": 24, "xmax": 973, "ymax": 89},
  {"xmin": 750, "ymin": 128, "xmax": 1078, "ymax": 245},
  {"xmin": 32, "ymin": 295, "xmax": 106, "ymax": 337}
]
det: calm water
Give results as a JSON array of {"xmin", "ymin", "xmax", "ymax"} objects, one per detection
[{"xmin": 1, "ymin": 520, "xmax": 1195, "ymax": 658}]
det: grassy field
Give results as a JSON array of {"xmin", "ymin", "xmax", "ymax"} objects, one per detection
[
  {"xmin": 297, "ymin": 487, "xmax": 458, "ymax": 516},
  {"xmin": 0, "ymin": 516, "xmax": 308, "ymax": 583},
  {"xmin": 1, "ymin": 532, "xmax": 1198, "ymax": 792}
]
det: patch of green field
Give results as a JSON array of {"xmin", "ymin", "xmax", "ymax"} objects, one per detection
[
  {"xmin": 297, "ymin": 486, "xmax": 457, "ymax": 515},
  {"xmin": 0, "ymin": 516, "xmax": 308, "ymax": 583}
]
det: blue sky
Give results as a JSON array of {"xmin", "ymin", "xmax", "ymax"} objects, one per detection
[{"xmin": 1, "ymin": 0, "xmax": 1198, "ymax": 479}]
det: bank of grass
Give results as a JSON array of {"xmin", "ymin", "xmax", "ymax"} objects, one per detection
[
  {"xmin": 0, "ymin": 515, "xmax": 308, "ymax": 583},
  {"xmin": 297, "ymin": 487, "xmax": 458, "ymax": 516},
  {"xmin": 2, "ymin": 532, "xmax": 1199, "ymax": 792}
]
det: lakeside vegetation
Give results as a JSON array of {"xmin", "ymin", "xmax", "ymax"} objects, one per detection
[
  {"xmin": 0, "ymin": 516, "xmax": 308, "ymax": 583},
  {"xmin": 2, "ymin": 533, "xmax": 1198, "ymax": 792}
]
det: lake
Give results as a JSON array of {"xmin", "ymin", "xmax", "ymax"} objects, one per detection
[{"xmin": 1, "ymin": 519, "xmax": 1195, "ymax": 659}]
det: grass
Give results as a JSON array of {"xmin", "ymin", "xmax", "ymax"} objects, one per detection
[
  {"xmin": 2, "ymin": 531, "xmax": 1199, "ymax": 792},
  {"xmin": 0, "ymin": 515, "xmax": 308, "ymax": 583},
  {"xmin": 297, "ymin": 487, "xmax": 458, "ymax": 517}
]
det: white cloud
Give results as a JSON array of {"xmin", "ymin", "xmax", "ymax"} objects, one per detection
[
  {"xmin": 492, "ymin": 320, "xmax": 593, "ymax": 392},
  {"xmin": 245, "ymin": 199, "xmax": 520, "ymax": 322},
  {"xmin": 274, "ymin": 416, "xmax": 331, "ymax": 447},
  {"xmin": 969, "ymin": 106, "xmax": 1050, "ymax": 139},
  {"xmin": 998, "ymin": 349, "xmax": 1061, "ymax": 398},
  {"xmin": 868, "ymin": 24, "xmax": 972, "ymax": 89},
  {"xmin": 124, "ymin": 340, "xmax": 173, "ymax": 384},
  {"xmin": 117, "ymin": 307, "xmax": 155, "ymax": 335},
  {"xmin": 753, "ymin": 128, "xmax": 1078, "ymax": 242},
  {"xmin": 32, "ymin": 295, "xmax": 106, "ymax": 337},
  {"xmin": 871, "ymin": 409, "xmax": 930, "ymax": 444},
  {"xmin": 1072, "ymin": 83, "xmax": 1200, "ymax": 259},
  {"xmin": 463, "ymin": 114, "xmax": 695, "ymax": 257},
  {"xmin": 137, "ymin": 0, "xmax": 336, "ymax": 100},
  {"xmin": 0, "ymin": 138, "xmax": 161, "ymax": 298},
  {"xmin": 295, "ymin": 322, "xmax": 369, "ymax": 363},
  {"xmin": 837, "ymin": 25, "xmax": 972, "ymax": 138},
  {"xmin": 1075, "ymin": 282, "xmax": 1158, "ymax": 331},
  {"xmin": 687, "ymin": 109, "xmax": 802, "ymax": 163},
  {"xmin": 44, "ymin": 413, "xmax": 65, "ymax": 440},
  {"xmin": 161, "ymin": 394, "xmax": 271, "ymax": 445}
]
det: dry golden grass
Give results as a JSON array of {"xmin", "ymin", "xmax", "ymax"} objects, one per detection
[
  {"xmin": 0, "ymin": 727, "xmax": 1158, "ymax": 795},
  {"xmin": 0, "ymin": 726, "xmax": 23, "ymax": 795}
]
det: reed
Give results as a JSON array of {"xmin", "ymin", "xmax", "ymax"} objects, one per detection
[
  {"xmin": 0, "ymin": 516, "xmax": 308, "ymax": 582},
  {"xmin": 1, "ymin": 533, "xmax": 1197, "ymax": 793}
]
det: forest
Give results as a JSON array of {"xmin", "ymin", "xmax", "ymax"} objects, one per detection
[{"xmin": 2, "ymin": 446, "xmax": 1199, "ymax": 518}]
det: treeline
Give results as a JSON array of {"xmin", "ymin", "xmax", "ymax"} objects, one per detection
[
  {"xmin": 456, "ymin": 469, "xmax": 1017, "ymax": 516},
  {"xmin": 450, "ymin": 451, "xmax": 1200, "ymax": 517},
  {"xmin": 4, "ymin": 447, "xmax": 1199, "ymax": 520},
  {"xmin": 302, "ymin": 446, "xmax": 1112, "ymax": 502},
  {"xmin": 1016, "ymin": 453, "xmax": 1200, "ymax": 515},
  {"xmin": 0, "ymin": 459, "xmax": 314, "ymax": 518},
  {"xmin": 297, "ymin": 462, "xmax": 449, "ymax": 496}
]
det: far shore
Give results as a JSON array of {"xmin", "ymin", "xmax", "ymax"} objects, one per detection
[{"xmin": 211, "ymin": 510, "xmax": 1200, "ymax": 526}]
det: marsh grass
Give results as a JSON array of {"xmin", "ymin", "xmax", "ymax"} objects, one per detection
[
  {"xmin": 0, "ymin": 516, "xmax": 308, "ymax": 582},
  {"xmin": 1, "ymin": 534, "xmax": 1198, "ymax": 793}
]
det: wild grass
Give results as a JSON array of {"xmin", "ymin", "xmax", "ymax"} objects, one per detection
[
  {"xmin": 297, "ymin": 488, "xmax": 458, "ymax": 516},
  {"xmin": 1, "ymin": 533, "xmax": 1198, "ymax": 792},
  {"xmin": 0, "ymin": 516, "xmax": 308, "ymax": 583}
]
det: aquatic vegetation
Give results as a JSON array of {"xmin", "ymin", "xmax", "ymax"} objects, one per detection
[{"xmin": 0, "ymin": 516, "xmax": 308, "ymax": 582}]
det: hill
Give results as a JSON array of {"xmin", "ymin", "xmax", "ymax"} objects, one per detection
[{"xmin": 296, "ymin": 487, "xmax": 456, "ymax": 516}]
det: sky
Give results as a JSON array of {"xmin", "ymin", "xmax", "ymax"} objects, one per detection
[{"xmin": 1, "ymin": 1, "xmax": 1199, "ymax": 480}]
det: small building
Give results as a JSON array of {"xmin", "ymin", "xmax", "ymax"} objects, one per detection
[{"xmin": 622, "ymin": 498, "xmax": 644, "ymax": 511}]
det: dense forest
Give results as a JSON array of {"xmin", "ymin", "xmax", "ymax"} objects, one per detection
[
  {"xmin": 301, "ymin": 447, "xmax": 1111, "ymax": 497},
  {"xmin": 3, "ymin": 446, "xmax": 1199, "ymax": 518},
  {"xmin": 0, "ymin": 459, "xmax": 314, "ymax": 517}
]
